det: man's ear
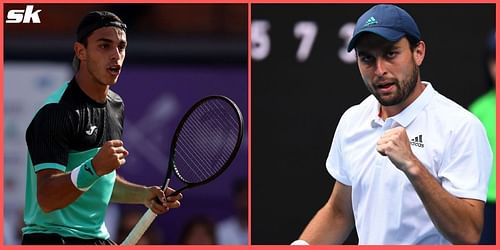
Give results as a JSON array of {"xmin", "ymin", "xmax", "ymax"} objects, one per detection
[
  {"xmin": 74, "ymin": 42, "xmax": 87, "ymax": 61},
  {"xmin": 413, "ymin": 41, "xmax": 426, "ymax": 66}
]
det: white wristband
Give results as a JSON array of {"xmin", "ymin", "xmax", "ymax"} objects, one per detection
[
  {"xmin": 70, "ymin": 158, "xmax": 100, "ymax": 191},
  {"xmin": 291, "ymin": 240, "xmax": 309, "ymax": 245}
]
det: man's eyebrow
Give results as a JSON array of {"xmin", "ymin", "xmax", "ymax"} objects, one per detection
[
  {"xmin": 96, "ymin": 38, "xmax": 127, "ymax": 45},
  {"xmin": 387, "ymin": 43, "xmax": 401, "ymax": 50},
  {"xmin": 96, "ymin": 38, "xmax": 113, "ymax": 43}
]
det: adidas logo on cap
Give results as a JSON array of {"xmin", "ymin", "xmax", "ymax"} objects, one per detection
[{"xmin": 364, "ymin": 16, "xmax": 378, "ymax": 27}]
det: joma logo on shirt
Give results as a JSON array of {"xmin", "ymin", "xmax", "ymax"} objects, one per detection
[{"xmin": 85, "ymin": 125, "xmax": 97, "ymax": 136}]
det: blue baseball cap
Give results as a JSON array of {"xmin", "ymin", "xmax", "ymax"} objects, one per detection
[{"xmin": 347, "ymin": 4, "xmax": 421, "ymax": 52}]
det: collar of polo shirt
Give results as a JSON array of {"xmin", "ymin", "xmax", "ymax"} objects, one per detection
[{"xmin": 370, "ymin": 81, "xmax": 435, "ymax": 128}]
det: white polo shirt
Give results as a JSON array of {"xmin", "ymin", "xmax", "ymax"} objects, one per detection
[{"xmin": 326, "ymin": 82, "xmax": 492, "ymax": 244}]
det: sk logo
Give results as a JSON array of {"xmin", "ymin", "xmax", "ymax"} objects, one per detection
[{"xmin": 6, "ymin": 5, "xmax": 42, "ymax": 24}]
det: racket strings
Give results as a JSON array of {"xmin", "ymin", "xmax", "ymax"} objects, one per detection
[
  {"xmin": 174, "ymin": 99, "xmax": 241, "ymax": 183},
  {"xmin": 177, "ymin": 107, "xmax": 235, "ymax": 178},
  {"xmin": 176, "ymin": 114, "xmax": 238, "ymax": 181}
]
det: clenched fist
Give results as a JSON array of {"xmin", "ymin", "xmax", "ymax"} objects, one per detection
[
  {"xmin": 376, "ymin": 127, "xmax": 419, "ymax": 172},
  {"xmin": 92, "ymin": 140, "xmax": 129, "ymax": 176}
]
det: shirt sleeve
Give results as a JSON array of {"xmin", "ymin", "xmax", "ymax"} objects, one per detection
[
  {"xmin": 326, "ymin": 110, "xmax": 352, "ymax": 186},
  {"xmin": 438, "ymin": 115, "xmax": 492, "ymax": 202},
  {"xmin": 26, "ymin": 103, "xmax": 77, "ymax": 172}
]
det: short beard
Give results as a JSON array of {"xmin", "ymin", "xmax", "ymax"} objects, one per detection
[{"xmin": 368, "ymin": 62, "xmax": 419, "ymax": 106}]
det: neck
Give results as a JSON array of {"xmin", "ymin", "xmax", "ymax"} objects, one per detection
[
  {"xmin": 379, "ymin": 81, "xmax": 426, "ymax": 119},
  {"xmin": 75, "ymin": 71, "xmax": 108, "ymax": 103}
]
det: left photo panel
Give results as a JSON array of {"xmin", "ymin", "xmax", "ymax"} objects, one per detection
[{"xmin": 4, "ymin": 4, "xmax": 248, "ymax": 245}]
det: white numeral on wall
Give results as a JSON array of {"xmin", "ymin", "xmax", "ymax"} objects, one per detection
[
  {"xmin": 294, "ymin": 21, "xmax": 318, "ymax": 62},
  {"xmin": 338, "ymin": 22, "xmax": 356, "ymax": 64},
  {"xmin": 252, "ymin": 20, "xmax": 271, "ymax": 61}
]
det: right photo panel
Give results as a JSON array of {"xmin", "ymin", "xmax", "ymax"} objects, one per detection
[{"xmin": 251, "ymin": 4, "xmax": 495, "ymax": 245}]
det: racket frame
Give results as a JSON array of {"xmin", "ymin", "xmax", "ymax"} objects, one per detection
[
  {"xmin": 162, "ymin": 95, "xmax": 244, "ymax": 196},
  {"xmin": 121, "ymin": 95, "xmax": 244, "ymax": 245}
]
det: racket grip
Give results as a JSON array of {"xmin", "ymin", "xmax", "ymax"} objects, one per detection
[{"xmin": 121, "ymin": 209, "xmax": 158, "ymax": 245}]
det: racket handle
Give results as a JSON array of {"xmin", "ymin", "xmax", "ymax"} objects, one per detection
[{"xmin": 121, "ymin": 209, "xmax": 158, "ymax": 245}]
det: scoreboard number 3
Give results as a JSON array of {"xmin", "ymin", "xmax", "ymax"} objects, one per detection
[{"xmin": 338, "ymin": 22, "xmax": 356, "ymax": 64}]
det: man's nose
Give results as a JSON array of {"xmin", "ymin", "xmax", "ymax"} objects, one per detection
[
  {"xmin": 110, "ymin": 47, "xmax": 120, "ymax": 61},
  {"xmin": 374, "ymin": 58, "xmax": 387, "ymax": 76}
]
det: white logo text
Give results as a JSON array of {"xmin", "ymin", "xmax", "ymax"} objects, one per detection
[{"xmin": 6, "ymin": 5, "xmax": 42, "ymax": 24}]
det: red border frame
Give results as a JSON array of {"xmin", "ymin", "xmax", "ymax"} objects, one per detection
[{"xmin": 2, "ymin": 1, "xmax": 499, "ymax": 249}]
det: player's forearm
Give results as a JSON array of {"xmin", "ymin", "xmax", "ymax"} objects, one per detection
[
  {"xmin": 405, "ymin": 162, "xmax": 483, "ymax": 244},
  {"xmin": 299, "ymin": 201, "xmax": 354, "ymax": 244},
  {"xmin": 37, "ymin": 171, "xmax": 83, "ymax": 213},
  {"xmin": 111, "ymin": 175, "xmax": 149, "ymax": 204}
]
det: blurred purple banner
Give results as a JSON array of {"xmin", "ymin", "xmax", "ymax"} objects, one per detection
[{"xmin": 111, "ymin": 64, "xmax": 248, "ymax": 244}]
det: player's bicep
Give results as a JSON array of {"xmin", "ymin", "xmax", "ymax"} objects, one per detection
[
  {"xmin": 327, "ymin": 181, "xmax": 354, "ymax": 221},
  {"xmin": 462, "ymin": 198, "xmax": 485, "ymax": 221},
  {"xmin": 36, "ymin": 168, "xmax": 66, "ymax": 200},
  {"xmin": 36, "ymin": 169, "xmax": 65, "ymax": 186}
]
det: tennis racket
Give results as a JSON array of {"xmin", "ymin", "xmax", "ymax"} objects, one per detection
[{"xmin": 121, "ymin": 95, "xmax": 244, "ymax": 245}]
